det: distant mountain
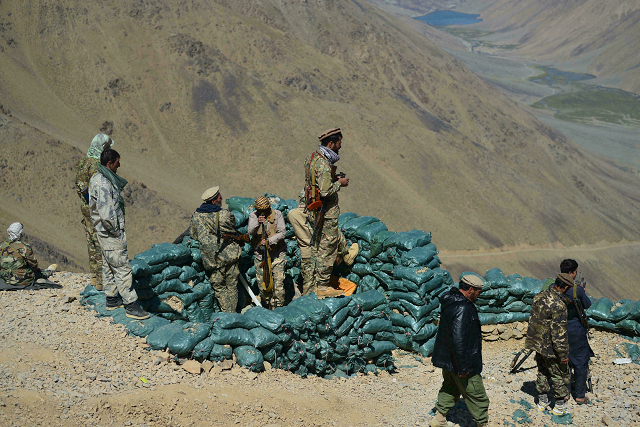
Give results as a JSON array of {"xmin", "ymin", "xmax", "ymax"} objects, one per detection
[{"xmin": 1, "ymin": 0, "xmax": 639, "ymax": 274}]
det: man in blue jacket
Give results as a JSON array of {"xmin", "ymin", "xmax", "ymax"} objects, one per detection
[{"xmin": 430, "ymin": 274, "xmax": 489, "ymax": 427}]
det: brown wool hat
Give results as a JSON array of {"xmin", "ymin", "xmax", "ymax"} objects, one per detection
[
  {"xmin": 460, "ymin": 274, "xmax": 485, "ymax": 289},
  {"xmin": 201, "ymin": 186, "xmax": 220, "ymax": 202},
  {"xmin": 318, "ymin": 127, "xmax": 341, "ymax": 141},
  {"xmin": 557, "ymin": 273, "xmax": 575, "ymax": 288},
  {"xmin": 254, "ymin": 196, "xmax": 270, "ymax": 210}
]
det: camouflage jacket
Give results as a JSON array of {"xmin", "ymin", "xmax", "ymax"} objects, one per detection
[
  {"xmin": 525, "ymin": 287, "xmax": 571, "ymax": 359},
  {"xmin": 75, "ymin": 157, "xmax": 100, "ymax": 218},
  {"xmin": 189, "ymin": 209, "xmax": 241, "ymax": 271},
  {"xmin": 89, "ymin": 172, "xmax": 127, "ymax": 250},
  {"xmin": 0, "ymin": 239, "xmax": 38, "ymax": 286},
  {"xmin": 304, "ymin": 149, "xmax": 341, "ymax": 219}
]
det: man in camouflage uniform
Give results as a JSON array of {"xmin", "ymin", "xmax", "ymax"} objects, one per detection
[
  {"xmin": 0, "ymin": 223, "xmax": 52, "ymax": 289},
  {"xmin": 89, "ymin": 148, "xmax": 149, "ymax": 320},
  {"xmin": 75, "ymin": 134, "xmax": 113, "ymax": 291},
  {"xmin": 247, "ymin": 196, "xmax": 286, "ymax": 309},
  {"xmin": 288, "ymin": 192, "xmax": 358, "ymax": 295},
  {"xmin": 303, "ymin": 127, "xmax": 353, "ymax": 295},
  {"xmin": 525, "ymin": 273, "xmax": 574, "ymax": 415},
  {"xmin": 189, "ymin": 186, "xmax": 241, "ymax": 313}
]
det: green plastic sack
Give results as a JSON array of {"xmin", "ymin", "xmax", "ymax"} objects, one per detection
[
  {"xmin": 179, "ymin": 281, "xmax": 212, "ymax": 307},
  {"xmin": 616, "ymin": 319, "xmax": 640, "ymax": 335},
  {"xmin": 370, "ymin": 231, "xmax": 396, "ymax": 258},
  {"xmin": 273, "ymin": 306, "xmax": 310, "ymax": 330},
  {"xmin": 394, "ymin": 266, "xmax": 435, "ymax": 285},
  {"xmin": 354, "ymin": 221, "xmax": 388, "ymax": 243},
  {"xmin": 372, "ymin": 271, "xmax": 393, "ymax": 289},
  {"xmin": 393, "ymin": 333, "xmax": 417, "ymax": 351},
  {"xmin": 342, "ymin": 216, "xmax": 380, "ymax": 237},
  {"xmin": 338, "ymin": 212, "xmax": 360, "ymax": 229},
  {"xmin": 153, "ymin": 242, "xmax": 192, "ymax": 264},
  {"xmin": 587, "ymin": 298, "xmax": 614, "ymax": 321},
  {"xmin": 161, "ymin": 265, "xmax": 183, "ymax": 280},
  {"xmin": 289, "ymin": 294, "xmax": 330, "ymax": 324},
  {"xmin": 505, "ymin": 301, "xmax": 528, "ymax": 312},
  {"xmin": 508, "ymin": 277, "xmax": 543, "ymax": 297},
  {"xmin": 198, "ymin": 293, "xmax": 216, "ymax": 321},
  {"xmin": 628, "ymin": 301, "xmax": 640, "ymax": 321},
  {"xmin": 383, "ymin": 229, "xmax": 432, "ymax": 251},
  {"xmin": 335, "ymin": 316, "xmax": 357, "ymax": 336},
  {"xmin": 321, "ymin": 296, "xmax": 352, "ymax": 315},
  {"xmin": 231, "ymin": 210, "xmax": 246, "ymax": 228},
  {"xmin": 250, "ymin": 327, "xmax": 281, "ymax": 348},
  {"xmin": 130, "ymin": 259, "xmax": 151, "ymax": 277},
  {"xmin": 134, "ymin": 247, "xmax": 172, "ymax": 265},
  {"xmin": 234, "ymin": 346, "xmax": 264, "ymax": 372},
  {"xmin": 184, "ymin": 302, "xmax": 207, "ymax": 323},
  {"xmin": 417, "ymin": 274, "xmax": 444, "ymax": 298},
  {"xmin": 362, "ymin": 340, "xmax": 397, "ymax": 359},
  {"xmin": 226, "ymin": 196, "xmax": 255, "ymax": 217},
  {"xmin": 357, "ymin": 275, "xmax": 379, "ymax": 293},
  {"xmin": 155, "ymin": 279, "xmax": 193, "ymax": 294},
  {"xmin": 352, "ymin": 263, "xmax": 373, "ymax": 276},
  {"xmin": 412, "ymin": 323, "xmax": 438, "ymax": 341},
  {"xmin": 192, "ymin": 337, "xmax": 215, "ymax": 360},
  {"xmin": 179, "ymin": 266, "xmax": 199, "ymax": 283},
  {"xmin": 190, "ymin": 248, "xmax": 202, "ymax": 263},
  {"xmin": 210, "ymin": 326, "xmax": 255, "ymax": 346},
  {"xmin": 158, "ymin": 312, "xmax": 187, "ymax": 321},
  {"xmin": 402, "ymin": 298, "xmax": 438, "ymax": 321},
  {"xmin": 260, "ymin": 343, "xmax": 283, "ymax": 363},
  {"xmin": 495, "ymin": 312, "xmax": 530, "ymax": 323},
  {"xmin": 244, "ymin": 306, "xmax": 287, "ymax": 332},
  {"xmin": 401, "ymin": 245, "xmax": 438, "ymax": 267},
  {"xmin": 588, "ymin": 318, "xmax": 616, "ymax": 331},
  {"xmin": 478, "ymin": 313, "xmax": 497, "ymax": 325},
  {"xmin": 135, "ymin": 287, "xmax": 157, "ymax": 301},
  {"xmin": 610, "ymin": 299, "xmax": 635, "ymax": 322},
  {"xmin": 148, "ymin": 262, "xmax": 169, "ymax": 274},
  {"xmin": 209, "ymin": 344, "xmax": 233, "ymax": 361},
  {"xmin": 418, "ymin": 336, "xmax": 436, "ymax": 357},
  {"xmin": 352, "ymin": 289, "xmax": 386, "ymax": 312},
  {"xmin": 167, "ymin": 323, "xmax": 211, "ymax": 356},
  {"xmin": 211, "ymin": 312, "xmax": 258, "ymax": 329},
  {"xmin": 124, "ymin": 315, "xmax": 170, "ymax": 337},
  {"xmin": 388, "ymin": 291, "xmax": 424, "ymax": 306},
  {"xmin": 484, "ymin": 268, "xmax": 509, "ymax": 288},
  {"xmin": 146, "ymin": 320, "xmax": 188, "ymax": 350},
  {"xmin": 361, "ymin": 318, "xmax": 393, "ymax": 334},
  {"xmin": 387, "ymin": 280, "xmax": 407, "ymax": 292},
  {"xmin": 328, "ymin": 306, "xmax": 350, "ymax": 330}
]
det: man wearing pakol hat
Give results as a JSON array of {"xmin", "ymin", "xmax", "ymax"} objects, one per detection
[
  {"xmin": 89, "ymin": 148, "xmax": 149, "ymax": 320},
  {"xmin": 189, "ymin": 186, "xmax": 241, "ymax": 312},
  {"xmin": 0, "ymin": 223, "xmax": 55, "ymax": 290},
  {"xmin": 525, "ymin": 272, "xmax": 574, "ymax": 416},
  {"xmin": 303, "ymin": 127, "xmax": 352, "ymax": 294},
  {"xmin": 247, "ymin": 196, "xmax": 286, "ymax": 309},
  {"xmin": 75, "ymin": 134, "xmax": 114, "ymax": 291},
  {"xmin": 430, "ymin": 274, "xmax": 489, "ymax": 427}
]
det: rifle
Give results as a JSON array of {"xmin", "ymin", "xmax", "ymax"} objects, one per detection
[
  {"xmin": 573, "ymin": 274, "xmax": 589, "ymax": 331},
  {"xmin": 510, "ymin": 349, "xmax": 533, "ymax": 374},
  {"xmin": 310, "ymin": 204, "xmax": 325, "ymax": 247},
  {"xmin": 260, "ymin": 222, "xmax": 274, "ymax": 293},
  {"xmin": 221, "ymin": 233, "xmax": 251, "ymax": 243}
]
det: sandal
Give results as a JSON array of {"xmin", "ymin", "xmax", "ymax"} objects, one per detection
[{"xmin": 575, "ymin": 397, "xmax": 590, "ymax": 405}]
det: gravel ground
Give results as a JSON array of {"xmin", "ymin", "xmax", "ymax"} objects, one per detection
[{"xmin": 0, "ymin": 272, "xmax": 639, "ymax": 427}]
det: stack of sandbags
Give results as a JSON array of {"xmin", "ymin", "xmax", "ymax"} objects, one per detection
[{"xmin": 587, "ymin": 298, "xmax": 640, "ymax": 337}]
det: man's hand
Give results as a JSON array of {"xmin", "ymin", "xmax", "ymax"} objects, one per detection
[
  {"xmin": 338, "ymin": 177, "xmax": 349, "ymax": 187},
  {"xmin": 560, "ymin": 358, "xmax": 569, "ymax": 365},
  {"xmin": 257, "ymin": 215, "xmax": 266, "ymax": 223}
]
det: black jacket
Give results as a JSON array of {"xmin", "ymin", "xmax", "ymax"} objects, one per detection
[{"xmin": 432, "ymin": 287, "xmax": 483, "ymax": 376}]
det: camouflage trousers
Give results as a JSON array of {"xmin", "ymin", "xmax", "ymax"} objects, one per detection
[
  {"xmin": 534, "ymin": 353, "xmax": 570, "ymax": 400},
  {"xmin": 309, "ymin": 217, "xmax": 340, "ymax": 292},
  {"xmin": 82, "ymin": 215, "xmax": 102, "ymax": 287},
  {"xmin": 98, "ymin": 238, "xmax": 138, "ymax": 305},
  {"xmin": 254, "ymin": 252, "xmax": 285, "ymax": 309},
  {"xmin": 208, "ymin": 262, "xmax": 239, "ymax": 313}
]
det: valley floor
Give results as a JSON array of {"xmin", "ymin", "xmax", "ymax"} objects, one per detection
[{"xmin": 0, "ymin": 272, "xmax": 638, "ymax": 426}]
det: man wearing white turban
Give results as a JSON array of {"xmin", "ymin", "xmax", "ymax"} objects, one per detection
[{"xmin": 0, "ymin": 223, "xmax": 54, "ymax": 288}]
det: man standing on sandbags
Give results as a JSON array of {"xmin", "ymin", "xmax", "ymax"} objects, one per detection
[
  {"xmin": 75, "ymin": 134, "xmax": 113, "ymax": 291},
  {"xmin": 559, "ymin": 259, "xmax": 594, "ymax": 405},
  {"xmin": 189, "ymin": 186, "xmax": 241, "ymax": 312},
  {"xmin": 89, "ymin": 148, "xmax": 149, "ymax": 320},
  {"xmin": 430, "ymin": 274, "xmax": 489, "ymax": 427},
  {"xmin": 247, "ymin": 196, "xmax": 286, "ymax": 309},
  {"xmin": 525, "ymin": 274, "xmax": 574, "ymax": 415},
  {"xmin": 303, "ymin": 127, "xmax": 352, "ymax": 295}
]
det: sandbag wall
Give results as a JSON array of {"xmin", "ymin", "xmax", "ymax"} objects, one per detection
[{"xmin": 587, "ymin": 298, "xmax": 640, "ymax": 338}]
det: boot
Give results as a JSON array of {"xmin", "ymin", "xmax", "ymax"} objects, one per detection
[
  {"xmin": 429, "ymin": 411, "xmax": 447, "ymax": 427},
  {"xmin": 106, "ymin": 295, "xmax": 124, "ymax": 311},
  {"xmin": 552, "ymin": 399, "xmax": 570, "ymax": 416},
  {"xmin": 91, "ymin": 275, "xmax": 103, "ymax": 291},
  {"xmin": 536, "ymin": 393, "xmax": 550, "ymax": 412},
  {"xmin": 343, "ymin": 243, "xmax": 359, "ymax": 266},
  {"xmin": 125, "ymin": 300, "xmax": 150, "ymax": 320}
]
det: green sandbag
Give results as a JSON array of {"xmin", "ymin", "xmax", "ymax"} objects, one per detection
[
  {"xmin": 479, "ymin": 313, "xmax": 497, "ymax": 325},
  {"xmin": 405, "ymin": 315, "xmax": 431, "ymax": 333},
  {"xmin": 388, "ymin": 280, "xmax": 407, "ymax": 292},
  {"xmin": 198, "ymin": 293, "xmax": 215, "ymax": 320},
  {"xmin": 81, "ymin": 284, "xmax": 101, "ymax": 298},
  {"xmin": 480, "ymin": 288, "xmax": 509, "ymax": 301},
  {"xmin": 361, "ymin": 318, "xmax": 393, "ymax": 334},
  {"xmin": 342, "ymin": 216, "xmax": 380, "ymax": 237},
  {"xmin": 158, "ymin": 312, "xmax": 187, "ymax": 321},
  {"xmin": 210, "ymin": 327, "xmax": 255, "ymax": 346},
  {"xmin": 616, "ymin": 319, "xmax": 640, "ymax": 335},
  {"xmin": 179, "ymin": 266, "xmax": 199, "ymax": 283},
  {"xmin": 152, "ymin": 242, "xmax": 192, "ymax": 264},
  {"xmin": 148, "ymin": 273, "xmax": 164, "ymax": 287},
  {"xmin": 167, "ymin": 323, "xmax": 211, "ymax": 356},
  {"xmin": 412, "ymin": 323, "xmax": 438, "ymax": 341},
  {"xmin": 146, "ymin": 320, "xmax": 188, "ymax": 350},
  {"xmin": 134, "ymin": 247, "xmax": 172, "ymax": 265},
  {"xmin": 357, "ymin": 275, "xmax": 379, "ymax": 293},
  {"xmin": 211, "ymin": 312, "xmax": 258, "ymax": 329},
  {"xmin": 250, "ymin": 326, "xmax": 281, "ymax": 348},
  {"xmin": 192, "ymin": 337, "xmax": 215, "ymax": 360},
  {"xmin": 345, "ymin": 273, "xmax": 360, "ymax": 285},
  {"xmin": 401, "ymin": 244, "xmax": 438, "ymax": 267},
  {"xmin": 273, "ymin": 306, "xmax": 310, "ymax": 330},
  {"xmin": 136, "ymin": 287, "xmax": 157, "ymax": 301},
  {"xmin": 335, "ymin": 316, "xmax": 357, "ymax": 336},
  {"xmin": 375, "ymin": 331, "xmax": 395, "ymax": 342},
  {"xmin": 388, "ymin": 291, "xmax": 424, "ymax": 306},
  {"xmin": 179, "ymin": 281, "xmax": 212, "ymax": 307},
  {"xmin": 389, "ymin": 312, "xmax": 412, "ymax": 328},
  {"xmin": 351, "ymin": 289, "xmax": 387, "ymax": 312},
  {"xmin": 260, "ymin": 343, "xmax": 283, "ymax": 363},
  {"xmin": 130, "ymin": 259, "xmax": 151, "ymax": 277},
  {"xmin": 393, "ymin": 333, "xmax": 418, "ymax": 351},
  {"xmin": 289, "ymin": 294, "xmax": 331, "ymax": 323},
  {"xmin": 144, "ymin": 295, "xmax": 180, "ymax": 313},
  {"xmin": 402, "ymin": 278, "xmax": 419, "ymax": 292},
  {"xmin": 427, "ymin": 255, "xmax": 441, "ymax": 269},
  {"xmin": 496, "ymin": 312, "xmax": 530, "ymax": 323},
  {"xmin": 226, "ymin": 197, "xmax": 255, "ymax": 217},
  {"xmin": 610, "ymin": 299, "xmax": 635, "ymax": 322},
  {"xmin": 383, "ymin": 229, "xmax": 432, "ymax": 251},
  {"xmin": 328, "ymin": 306, "xmax": 350, "ymax": 330},
  {"xmin": 354, "ymin": 221, "xmax": 388, "ymax": 243},
  {"xmin": 210, "ymin": 344, "xmax": 233, "ymax": 361},
  {"xmin": 372, "ymin": 271, "xmax": 393, "ymax": 289},
  {"xmin": 244, "ymin": 306, "xmax": 287, "ymax": 332},
  {"xmin": 184, "ymin": 302, "xmax": 207, "ymax": 323},
  {"xmin": 623, "ymin": 343, "xmax": 640, "ymax": 361},
  {"xmin": 155, "ymin": 279, "xmax": 192, "ymax": 294},
  {"xmin": 161, "ymin": 265, "xmax": 183, "ymax": 280},
  {"xmin": 588, "ymin": 318, "xmax": 616, "ymax": 331},
  {"xmin": 394, "ymin": 266, "xmax": 435, "ymax": 285},
  {"xmin": 508, "ymin": 277, "xmax": 542, "ymax": 297},
  {"xmin": 190, "ymin": 248, "xmax": 202, "ymax": 263},
  {"xmin": 321, "ymin": 296, "xmax": 352, "ymax": 315},
  {"xmin": 628, "ymin": 301, "xmax": 640, "ymax": 321},
  {"xmin": 418, "ymin": 336, "xmax": 436, "ymax": 357},
  {"xmin": 362, "ymin": 340, "xmax": 397, "ymax": 359},
  {"xmin": 338, "ymin": 212, "xmax": 360, "ymax": 229},
  {"xmin": 231, "ymin": 210, "xmax": 246, "ymax": 228},
  {"xmin": 587, "ymin": 298, "xmax": 614, "ymax": 321},
  {"xmin": 484, "ymin": 268, "xmax": 509, "ymax": 288},
  {"xmin": 417, "ymin": 274, "xmax": 444, "ymax": 298},
  {"xmin": 402, "ymin": 298, "xmax": 438, "ymax": 320},
  {"xmin": 370, "ymin": 231, "xmax": 396, "ymax": 258},
  {"xmin": 148, "ymin": 262, "xmax": 169, "ymax": 274},
  {"xmin": 505, "ymin": 301, "xmax": 528, "ymax": 312},
  {"xmin": 234, "ymin": 346, "xmax": 264, "ymax": 372},
  {"xmin": 352, "ymin": 263, "xmax": 373, "ymax": 276}
]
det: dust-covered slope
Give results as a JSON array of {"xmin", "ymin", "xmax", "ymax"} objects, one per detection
[{"xmin": 0, "ymin": 0, "xmax": 639, "ymax": 271}]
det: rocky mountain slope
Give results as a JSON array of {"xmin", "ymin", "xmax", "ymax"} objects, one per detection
[{"xmin": 0, "ymin": 0, "xmax": 639, "ymax": 273}]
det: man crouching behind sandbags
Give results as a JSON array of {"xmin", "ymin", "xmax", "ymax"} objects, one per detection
[
  {"xmin": 526, "ymin": 274, "xmax": 574, "ymax": 415},
  {"xmin": 430, "ymin": 274, "xmax": 489, "ymax": 427},
  {"xmin": 89, "ymin": 148, "xmax": 149, "ymax": 320},
  {"xmin": 189, "ymin": 186, "xmax": 241, "ymax": 313}
]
